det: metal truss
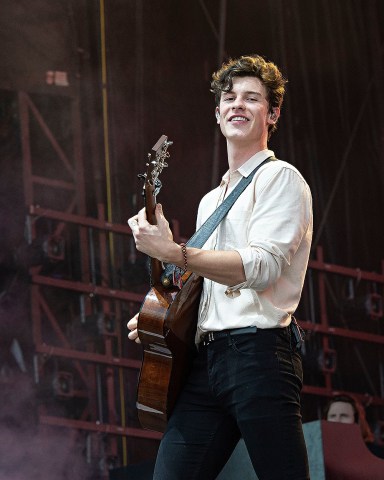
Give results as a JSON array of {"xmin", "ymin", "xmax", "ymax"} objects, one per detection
[
  {"xmin": 18, "ymin": 90, "xmax": 161, "ymax": 478},
  {"xmin": 302, "ymin": 247, "xmax": 384, "ymax": 410}
]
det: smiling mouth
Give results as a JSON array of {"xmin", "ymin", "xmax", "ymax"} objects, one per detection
[{"xmin": 229, "ymin": 116, "xmax": 249, "ymax": 122}]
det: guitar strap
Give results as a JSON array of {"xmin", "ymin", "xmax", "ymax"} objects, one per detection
[{"xmin": 161, "ymin": 155, "xmax": 275, "ymax": 286}]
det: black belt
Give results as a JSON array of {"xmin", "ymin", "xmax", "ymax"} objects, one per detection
[
  {"xmin": 200, "ymin": 326, "xmax": 258, "ymax": 346},
  {"xmin": 200, "ymin": 323, "xmax": 304, "ymax": 351}
]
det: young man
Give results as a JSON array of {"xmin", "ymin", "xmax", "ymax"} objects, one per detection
[{"xmin": 128, "ymin": 54, "xmax": 312, "ymax": 479}]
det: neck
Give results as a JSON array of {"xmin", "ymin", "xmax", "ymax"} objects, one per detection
[{"xmin": 226, "ymin": 139, "xmax": 268, "ymax": 172}]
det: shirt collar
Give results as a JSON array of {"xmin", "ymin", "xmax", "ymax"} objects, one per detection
[{"xmin": 220, "ymin": 149, "xmax": 274, "ymax": 185}]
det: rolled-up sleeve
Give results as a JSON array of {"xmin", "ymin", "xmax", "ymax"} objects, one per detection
[{"xmin": 226, "ymin": 166, "xmax": 312, "ymax": 296}]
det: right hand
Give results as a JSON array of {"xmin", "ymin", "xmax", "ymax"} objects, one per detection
[{"xmin": 127, "ymin": 313, "xmax": 141, "ymax": 344}]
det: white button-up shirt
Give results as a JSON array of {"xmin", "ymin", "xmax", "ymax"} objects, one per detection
[{"xmin": 196, "ymin": 149, "xmax": 313, "ymax": 340}]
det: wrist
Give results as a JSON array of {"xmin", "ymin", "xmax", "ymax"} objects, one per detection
[
  {"xmin": 161, "ymin": 241, "xmax": 183, "ymax": 266},
  {"xmin": 179, "ymin": 243, "xmax": 188, "ymax": 271},
  {"xmin": 163, "ymin": 242, "xmax": 188, "ymax": 270}
]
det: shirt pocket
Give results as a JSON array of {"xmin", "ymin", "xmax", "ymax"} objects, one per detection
[{"xmin": 221, "ymin": 208, "xmax": 252, "ymax": 247}]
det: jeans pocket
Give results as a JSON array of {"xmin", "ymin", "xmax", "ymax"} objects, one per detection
[
  {"xmin": 230, "ymin": 335, "xmax": 256, "ymax": 356},
  {"xmin": 229, "ymin": 336, "xmax": 279, "ymax": 372}
]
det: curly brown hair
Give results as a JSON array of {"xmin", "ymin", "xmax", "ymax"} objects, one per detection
[{"xmin": 210, "ymin": 54, "xmax": 287, "ymax": 137}]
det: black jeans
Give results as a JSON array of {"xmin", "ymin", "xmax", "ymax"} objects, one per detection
[{"xmin": 153, "ymin": 327, "xmax": 310, "ymax": 480}]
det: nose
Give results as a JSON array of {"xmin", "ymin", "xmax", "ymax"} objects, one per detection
[{"xmin": 232, "ymin": 97, "xmax": 245, "ymax": 110}]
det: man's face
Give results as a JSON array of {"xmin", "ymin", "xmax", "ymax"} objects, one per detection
[
  {"xmin": 217, "ymin": 76, "xmax": 278, "ymax": 146},
  {"xmin": 327, "ymin": 401, "xmax": 355, "ymax": 424}
]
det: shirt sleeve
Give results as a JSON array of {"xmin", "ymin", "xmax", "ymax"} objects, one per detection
[{"xmin": 225, "ymin": 166, "xmax": 312, "ymax": 296}]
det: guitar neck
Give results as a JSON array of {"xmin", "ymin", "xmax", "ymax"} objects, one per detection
[
  {"xmin": 139, "ymin": 135, "xmax": 172, "ymax": 286},
  {"xmin": 144, "ymin": 183, "xmax": 163, "ymax": 284}
]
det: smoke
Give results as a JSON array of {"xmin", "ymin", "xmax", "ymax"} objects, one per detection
[
  {"xmin": 0, "ymin": 374, "xmax": 95, "ymax": 480},
  {"xmin": 0, "ymin": 426, "xmax": 93, "ymax": 480},
  {"xmin": 0, "ymin": 247, "xmax": 96, "ymax": 480}
]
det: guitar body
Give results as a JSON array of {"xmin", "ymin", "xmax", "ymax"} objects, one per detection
[
  {"xmin": 134, "ymin": 135, "xmax": 203, "ymax": 432},
  {"xmin": 137, "ymin": 272, "xmax": 203, "ymax": 432}
]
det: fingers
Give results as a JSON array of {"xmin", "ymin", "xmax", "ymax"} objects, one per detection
[
  {"xmin": 155, "ymin": 203, "xmax": 165, "ymax": 222},
  {"xmin": 128, "ymin": 329, "xmax": 141, "ymax": 344},
  {"xmin": 127, "ymin": 312, "xmax": 139, "ymax": 330},
  {"xmin": 128, "ymin": 206, "xmax": 165, "ymax": 232},
  {"xmin": 137, "ymin": 207, "xmax": 148, "ymax": 224},
  {"xmin": 127, "ymin": 205, "xmax": 172, "ymax": 258},
  {"xmin": 128, "ymin": 208, "xmax": 146, "ymax": 231},
  {"xmin": 127, "ymin": 216, "xmax": 138, "ymax": 231},
  {"xmin": 127, "ymin": 313, "xmax": 141, "ymax": 344},
  {"xmin": 155, "ymin": 204, "xmax": 173, "ymax": 240}
]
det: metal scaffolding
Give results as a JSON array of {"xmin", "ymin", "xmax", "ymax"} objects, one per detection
[{"xmin": 5, "ymin": 0, "xmax": 384, "ymax": 476}]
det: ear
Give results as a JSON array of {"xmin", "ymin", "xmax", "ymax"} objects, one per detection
[
  {"xmin": 268, "ymin": 107, "xmax": 280, "ymax": 124},
  {"xmin": 215, "ymin": 108, "xmax": 220, "ymax": 124}
]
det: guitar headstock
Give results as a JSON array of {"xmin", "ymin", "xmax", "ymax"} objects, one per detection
[
  {"xmin": 138, "ymin": 135, "xmax": 172, "ymax": 198},
  {"xmin": 137, "ymin": 135, "xmax": 173, "ymax": 285}
]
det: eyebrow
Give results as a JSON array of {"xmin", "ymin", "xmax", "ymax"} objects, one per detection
[{"xmin": 222, "ymin": 90, "xmax": 263, "ymax": 97}]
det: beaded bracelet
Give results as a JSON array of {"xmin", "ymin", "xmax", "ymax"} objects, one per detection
[{"xmin": 180, "ymin": 243, "xmax": 188, "ymax": 271}]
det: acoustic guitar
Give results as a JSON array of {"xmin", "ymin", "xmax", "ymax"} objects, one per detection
[{"xmin": 136, "ymin": 135, "xmax": 203, "ymax": 432}]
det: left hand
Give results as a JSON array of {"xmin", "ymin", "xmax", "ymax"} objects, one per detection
[{"xmin": 128, "ymin": 204, "xmax": 174, "ymax": 261}]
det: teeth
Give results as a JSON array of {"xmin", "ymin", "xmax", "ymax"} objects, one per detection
[{"xmin": 230, "ymin": 116, "xmax": 248, "ymax": 121}]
